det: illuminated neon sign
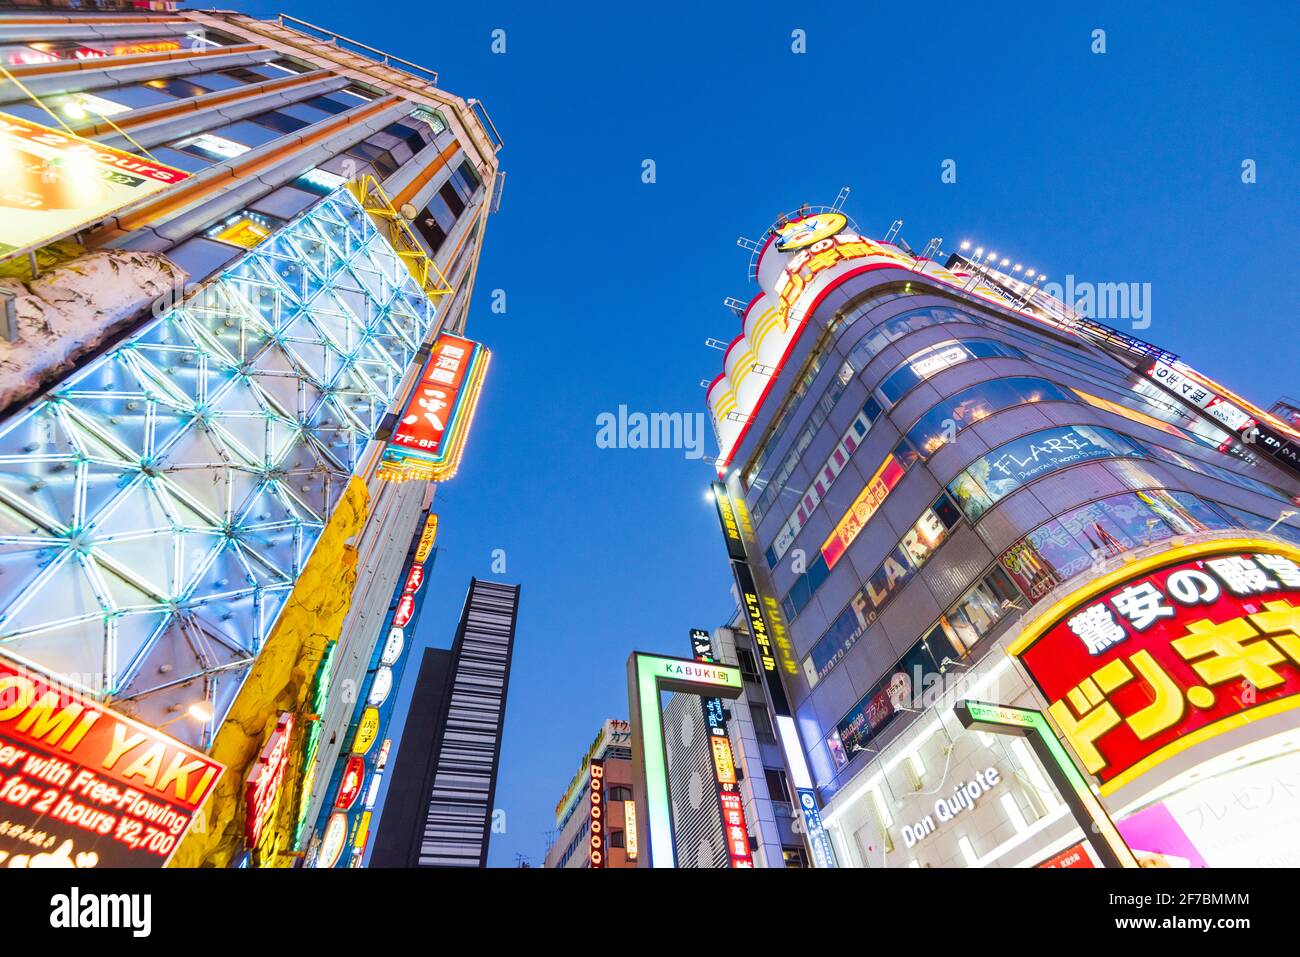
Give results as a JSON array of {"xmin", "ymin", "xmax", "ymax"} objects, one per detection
[
  {"xmin": 623, "ymin": 793, "xmax": 638, "ymax": 861},
  {"xmin": 245, "ymin": 713, "xmax": 295, "ymax": 850},
  {"xmin": 821, "ymin": 455, "xmax": 907, "ymax": 568},
  {"xmin": 626, "ymin": 652, "xmax": 742, "ymax": 868},
  {"xmin": 691, "ymin": 628, "xmax": 753, "ymax": 868},
  {"xmin": 381, "ymin": 333, "xmax": 490, "ymax": 481},
  {"xmin": 589, "ymin": 760, "xmax": 606, "ymax": 868},
  {"xmin": 774, "ymin": 211, "xmax": 847, "ymax": 252},
  {"xmin": 0, "ymin": 111, "xmax": 188, "ymax": 260},
  {"xmin": 1007, "ymin": 538, "xmax": 1300, "ymax": 794}
]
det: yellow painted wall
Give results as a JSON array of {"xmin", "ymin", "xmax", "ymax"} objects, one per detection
[{"xmin": 170, "ymin": 476, "xmax": 369, "ymax": 868}]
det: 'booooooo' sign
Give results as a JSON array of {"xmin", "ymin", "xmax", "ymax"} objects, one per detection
[{"xmin": 1007, "ymin": 539, "xmax": 1300, "ymax": 795}]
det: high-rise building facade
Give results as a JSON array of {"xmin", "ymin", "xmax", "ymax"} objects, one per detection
[
  {"xmin": 544, "ymin": 719, "xmax": 638, "ymax": 869},
  {"xmin": 706, "ymin": 205, "xmax": 1300, "ymax": 868},
  {"xmin": 662, "ymin": 621, "xmax": 809, "ymax": 867},
  {"xmin": 369, "ymin": 578, "xmax": 520, "ymax": 868},
  {"xmin": 0, "ymin": 4, "xmax": 502, "ymax": 868}
]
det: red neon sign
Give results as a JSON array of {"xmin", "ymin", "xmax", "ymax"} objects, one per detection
[
  {"xmin": 390, "ymin": 334, "xmax": 476, "ymax": 460},
  {"xmin": 392, "ymin": 593, "xmax": 416, "ymax": 629},
  {"xmin": 0, "ymin": 652, "xmax": 223, "ymax": 867},
  {"xmin": 719, "ymin": 792, "xmax": 754, "ymax": 868},
  {"xmin": 245, "ymin": 713, "xmax": 294, "ymax": 848},
  {"xmin": 402, "ymin": 563, "xmax": 425, "ymax": 596}
]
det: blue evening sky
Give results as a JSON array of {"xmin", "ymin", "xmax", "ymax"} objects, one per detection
[{"xmin": 240, "ymin": 0, "xmax": 1298, "ymax": 865}]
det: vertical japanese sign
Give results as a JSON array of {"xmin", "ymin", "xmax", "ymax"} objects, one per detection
[
  {"xmin": 589, "ymin": 760, "xmax": 606, "ymax": 868},
  {"xmin": 245, "ymin": 713, "xmax": 294, "ymax": 853},
  {"xmin": 690, "ymin": 628, "xmax": 753, "ymax": 868},
  {"xmin": 1008, "ymin": 539, "xmax": 1300, "ymax": 794},
  {"xmin": 709, "ymin": 480, "xmax": 836, "ymax": 866},
  {"xmin": 797, "ymin": 788, "xmax": 837, "ymax": 869},
  {"xmin": 0, "ymin": 112, "xmax": 189, "ymax": 259},
  {"xmin": 0, "ymin": 652, "xmax": 223, "ymax": 867},
  {"xmin": 383, "ymin": 333, "xmax": 490, "ymax": 481}
]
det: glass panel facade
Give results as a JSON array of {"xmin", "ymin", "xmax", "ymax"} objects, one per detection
[
  {"xmin": 878, "ymin": 339, "xmax": 1027, "ymax": 406},
  {"xmin": 0, "ymin": 186, "xmax": 441, "ymax": 744},
  {"xmin": 803, "ymin": 494, "xmax": 963, "ymax": 687},
  {"xmin": 998, "ymin": 489, "xmax": 1234, "ymax": 602},
  {"xmin": 905, "ymin": 376, "xmax": 1077, "ymax": 459},
  {"xmin": 830, "ymin": 567, "xmax": 1019, "ymax": 765},
  {"xmin": 946, "ymin": 425, "xmax": 1148, "ymax": 521}
]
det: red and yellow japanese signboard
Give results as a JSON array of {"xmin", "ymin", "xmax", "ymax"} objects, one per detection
[
  {"xmin": 719, "ymin": 792, "xmax": 754, "ymax": 868},
  {"xmin": 381, "ymin": 333, "xmax": 489, "ymax": 482},
  {"xmin": 1008, "ymin": 538, "xmax": 1300, "ymax": 795},
  {"xmin": 0, "ymin": 651, "xmax": 223, "ymax": 867},
  {"xmin": 772, "ymin": 232, "xmax": 912, "ymax": 332},
  {"xmin": 821, "ymin": 455, "xmax": 907, "ymax": 569}
]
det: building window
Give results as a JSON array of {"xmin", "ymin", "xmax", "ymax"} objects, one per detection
[
  {"xmin": 765, "ymin": 768, "xmax": 791, "ymax": 807},
  {"xmin": 609, "ymin": 830, "xmax": 625, "ymax": 849},
  {"xmin": 905, "ymin": 376, "xmax": 1078, "ymax": 460},
  {"xmin": 782, "ymin": 847, "xmax": 808, "ymax": 868},
  {"xmin": 844, "ymin": 304, "xmax": 986, "ymax": 372},
  {"xmin": 830, "ymin": 566, "xmax": 1020, "ymax": 767},
  {"xmin": 765, "ymin": 396, "xmax": 885, "ymax": 566},
  {"xmin": 750, "ymin": 703, "xmax": 775, "ymax": 742},
  {"xmin": 607, "ymin": 786, "xmax": 632, "ymax": 802},
  {"xmin": 878, "ymin": 338, "xmax": 1027, "ymax": 406},
  {"xmin": 998, "ymin": 489, "xmax": 1233, "ymax": 603},
  {"xmin": 803, "ymin": 494, "xmax": 963, "ymax": 687},
  {"xmin": 142, "ymin": 77, "xmax": 211, "ymax": 99},
  {"xmin": 736, "ymin": 646, "xmax": 759, "ymax": 680}
]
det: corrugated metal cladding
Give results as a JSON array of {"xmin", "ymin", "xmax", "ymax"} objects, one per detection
[
  {"xmin": 663, "ymin": 692, "xmax": 729, "ymax": 868},
  {"xmin": 417, "ymin": 579, "xmax": 520, "ymax": 867}
]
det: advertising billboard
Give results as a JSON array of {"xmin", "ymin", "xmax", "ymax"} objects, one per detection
[
  {"xmin": 1008, "ymin": 539, "xmax": 1300, "ymax": 794},
  {"xmin": 382, "ymin": 333, "xmax": 490, "ymax": 481},
  {"xmin": 0, "ymin": 652, "xmax": 223, "ymax": 868},
  {"xmin": 0, "ymin": 111, "xmax": 189, "ymax": 259},
  {"xmin": 820, "ymin": 454, "xmax": 906, "ymax": 569}
]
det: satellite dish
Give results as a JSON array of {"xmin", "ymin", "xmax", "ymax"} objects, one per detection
[{"xmin": 399, "ymin": 203, "xmax": 418, "ymax": 220}]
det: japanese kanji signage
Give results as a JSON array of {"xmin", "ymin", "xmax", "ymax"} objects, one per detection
[
  {"xmin": 1008, "ymin": 539, "xmax": 1300, "ymax": 794},
  {"xmin": 1141, "ymin": 359, "xmax": 1300, "ymax": 478},
  {"xmin": 0, "ymin": 651, "xmax": 223, "ymax": 868},
  {"xmin": 245, "ymin": 712, "xmax": 294, "ymax": 850},
  {"xmin": 821, "ymin": 454, "xmax": 906, "ymax": 569},
  {"xmin": 383, "ymin": 333, "xmax": 490, "ymax": 481}
]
